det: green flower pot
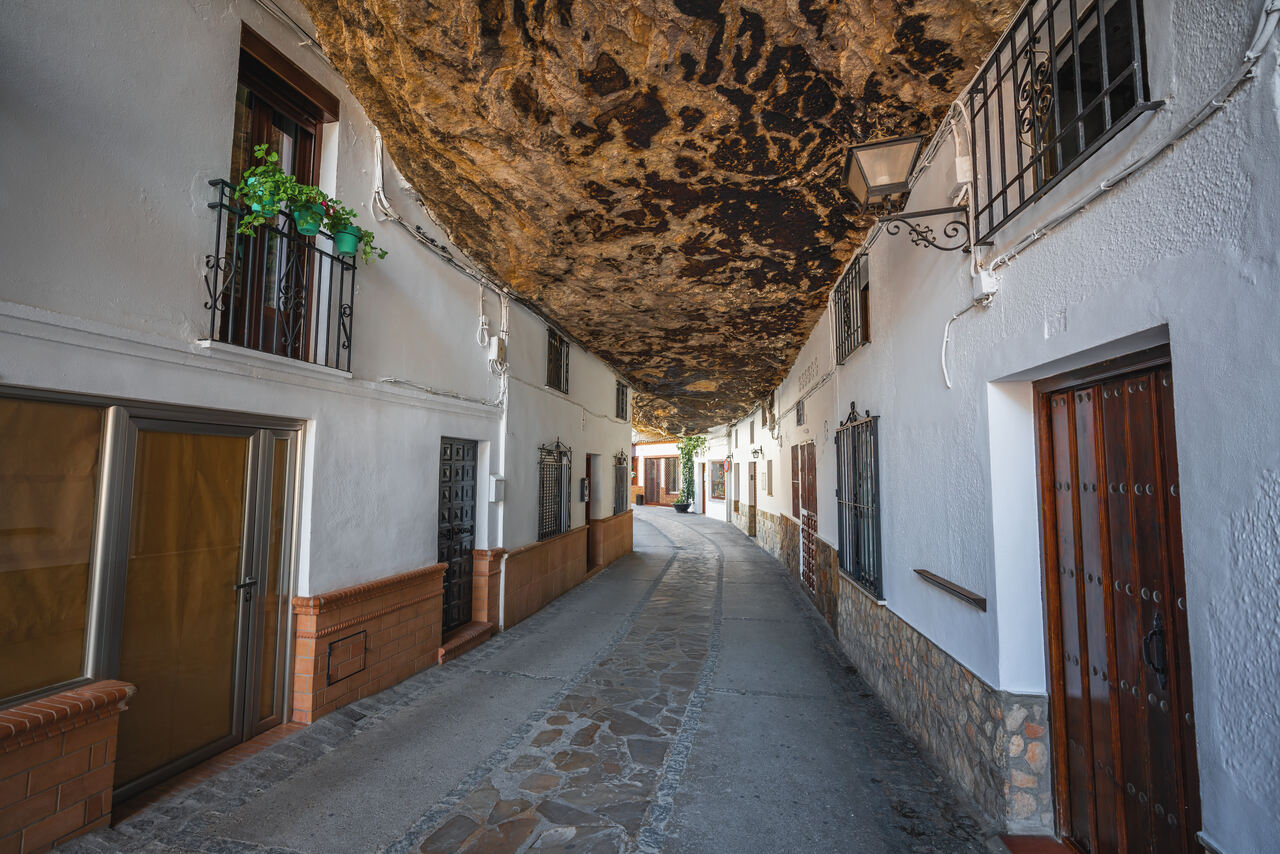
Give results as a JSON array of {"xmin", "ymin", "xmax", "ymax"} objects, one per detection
[
  {"xmin": 292, "ymin": 203, "xmax": 325, "ymax": 236},
  {"xmin": 333, "ymin": 226, "xmax": 362, "ymax": 257},
  {"xmin": 244, "ymin": 177, "xmax": 277, "ymax": 214}
]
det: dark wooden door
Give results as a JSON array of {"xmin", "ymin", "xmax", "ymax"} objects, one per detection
[
  {"xmin": 1039, "ymin": 358, "xmax": 1198, "ymax": 854},
  {"xmin": 644, "ymin": 458, "xmax": 660, "ymax": 505},
  {"xmin": 439, "ymin": 438, "xmax": 477, "ymax": 633}
]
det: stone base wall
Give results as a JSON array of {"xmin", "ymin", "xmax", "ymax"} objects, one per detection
[
  {"xmin": 0, "ymin": 681, "xmax": 135, "ymax": 853},
  {"xmin": 291, "ymin": 564, "xmax": 446, "ymax": 724},
  {"xmin": 588, "ymin": 510, "xmax": 633, "ymax": 571},
  {"xmin": 503, "ymin": 526, "xmax": 590, "ymax": 629},
  {"xmin": 836, "ymin": 575, "xmax": 1053, "ymax": 833},
  {"xmin": 756, "ymin": 509, "xmax": 839, "ymax": 632}
]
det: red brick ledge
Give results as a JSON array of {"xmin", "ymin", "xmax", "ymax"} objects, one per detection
[
  {"xmin": 295, "ymin": 587, "xmax": 445, "ymax": 640},
  {"xmin": 505, "ymin": 525, "xmax": 588, "ymax": 558},
  {"xmin": 292, "ymin": 562, "xmax": 447, "ymax": 615},
  {"xmin": 0, "ymin": 681, "xmax": 136, "ymax": 750}
]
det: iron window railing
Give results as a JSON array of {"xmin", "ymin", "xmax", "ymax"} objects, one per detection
[
  {"xmin": 547, "ymin": 329, "xmax": 570, "ymax": 393},
  {"xmin": 833, "ymin": 253, "xmax": 870, "ymax": 363},
  {"xmin": 205, "ymin": 179, "xmax": 357, "ymax": 371},
  {"xmin": 616, "ymin": 381, "xmax": 628, "ymax": 420},
  {"xmin": 613, "ymin": 452, "xmax": 629, "ymax": 515},
  {"xmin": 968, "ymin": 0, "xmax": 1156, "ymax": 242},
  {"xmin": 537, "ymin": 440, "xmax": 571, "ymax": 541},
  {"xmin": 835, "ymin": 404, "xmax": 883, "ymax": 599}
]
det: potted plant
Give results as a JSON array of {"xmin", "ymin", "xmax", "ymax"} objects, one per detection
[
  {"xmin": 323, "ymin": 201, "xmax": 387, "ymax": 263},
  {"xmin": 232, "ymin": 145, "xmax": 388, "ymax": 263},
  {"xmin": 233, "ymin": 144, "xmax": 299, "ymax": 233},
  {"xmin": 673, "ymin": 435, "xmax": 707, "ymax": 513}
]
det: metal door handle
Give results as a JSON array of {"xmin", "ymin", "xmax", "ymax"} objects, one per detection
[
  {"xmin": 1142, "ymin": 610, "xmax": 1168, "ymax": 690},
  {"xmin": 235, "ymin": 577, "xmax": 258, "ymax": 602}
]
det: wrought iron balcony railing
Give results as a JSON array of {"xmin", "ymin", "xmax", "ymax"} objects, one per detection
[{"xmin": 205, "ymin": 179, "xmax": 356, "ymax": 372}]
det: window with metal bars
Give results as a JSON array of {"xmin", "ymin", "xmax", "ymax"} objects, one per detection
[
  {"xmin": 546, "ymin": 329, "xmax": 570, "ymax": 393},
  {"xmin": 663, "ymin": 458, "xmax": 679, "ymax": 495},
  {"xmin": 613, "ymin": 453, "xmax": 629, "ymax": 515},
  {"xmin": 537, "ymin": 441, "xmax": 571, "ymax": 540},
  {"xmin": 835, "ymin": 405, "xmax": 883, "ymax": 599},
  {"xmin": 968, "ymin": 0, "xmax": 1154, "ymax": 242},
  {"xmin": 615, "ymin": 382, "xmax": 628, "ymax": 420},
  {"xmin": 833, "ymin": 253, "xmax": 870, "ymax": 363},
  {"xmin": 796, "ymin": 399, "xmax": 806, "ymax": 427}
]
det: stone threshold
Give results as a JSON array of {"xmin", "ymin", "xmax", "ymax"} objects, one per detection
[{"xmin": 438, "ymin": 622, "xmax": 495, "ymax": 665}]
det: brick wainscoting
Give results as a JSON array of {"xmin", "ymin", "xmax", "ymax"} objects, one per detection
[
  {"xmin": 291, "ymin": 564, "xmax": 446, "ymax": 724},
  {"xmin": 503, "ymin": 526, "xmax": 591, "ymax": 630},
  {"xmin": 837, "ymin": 576, "xmax": 1054, "ymax": 833},
  {"xmin": 0, "ymin": 681, "xmax": 135, "ymax": 853},
  {"xmin": 755, "ymin": 509, "xmax": 839, "ymax": 632},
  {"xmin": 588, "ymin": 510, "xmax": 633, "ymax": 572},
  {"xmin": 471, "ymin": 549, "xmax": 504, "ymax": 625}
]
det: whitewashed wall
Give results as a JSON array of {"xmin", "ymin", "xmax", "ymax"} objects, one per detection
[
  {"xmin": 747, "ymin": 1, "xmax": 1280, "ymax": 849},
  {"xmin": 0, "ymin": 0, "xmax": 630, "ymax": 597}
]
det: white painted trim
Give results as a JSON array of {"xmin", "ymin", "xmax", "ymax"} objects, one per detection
[{"xmin": 0, "ymin": 300, "xmax": 502, "ymax": 420}]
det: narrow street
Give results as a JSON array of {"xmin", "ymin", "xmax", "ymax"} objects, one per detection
[{"xmin": 65, "ymin": 507, "xmax": 987, "ymax": 854}]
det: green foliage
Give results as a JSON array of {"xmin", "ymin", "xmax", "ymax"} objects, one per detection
[
  {"xmin": 233, "ymin": 144, "xmax": 387, "ymax": 263},
  {"xmin": 676, "ymin": 435, "xmax": 707, "ymax": 503}
]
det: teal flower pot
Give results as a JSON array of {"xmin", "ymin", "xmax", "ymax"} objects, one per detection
[
  {"xmin": 292, "ymin": 203, "xmax": 325, "ymax": 236},
  {"xmin": 333, "ymin": 226, "xmax": 362, "ymax": 257},
  {"xmin": 244, "ymin": 177, "xmax": 277, "ymax": 214}
]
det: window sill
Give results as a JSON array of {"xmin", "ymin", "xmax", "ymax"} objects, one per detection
[{"xmin": 196, "ymin": 339, "xmax": 354, "ymax": 381}]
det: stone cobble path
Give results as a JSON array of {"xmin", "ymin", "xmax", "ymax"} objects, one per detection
[{"xmin": 63, "ymin": 509, "xmax": 992, "ymax": 854}]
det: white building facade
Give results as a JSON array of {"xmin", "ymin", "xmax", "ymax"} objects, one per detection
[
  {"xmin": 0, "ymin": 0, "xmax": 632, "ymax": 830},
  {"xmin": 705, "ymin": 1, "xmax": 1280, "ymax": 851}
]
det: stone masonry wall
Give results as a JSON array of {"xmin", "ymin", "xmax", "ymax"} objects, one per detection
[
  {"xmin": 837, "ymin": 575, "xmax": 1054, "ymax": 833},
  {"xmin": 756, "ymin": 509, "xmax": 838, "ymax": 633}
]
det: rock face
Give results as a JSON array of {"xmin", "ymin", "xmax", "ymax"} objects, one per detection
[{"xmin": 300, "ymin": 0, "xmax": 1016, "ymax": 433}]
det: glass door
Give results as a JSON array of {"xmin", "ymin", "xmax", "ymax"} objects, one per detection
[{"xmin": 109, "ymin": 422, "xmax": 295, "ymax": 802}]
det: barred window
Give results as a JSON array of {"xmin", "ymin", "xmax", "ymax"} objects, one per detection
[
  {"xmin": 613, "ymin": 452, "xmax": 629, "ymax": 515},
  {"xmin": 835, "ymin": 406, "xmax": 882, "ymax": 599},
  {"xmin": 767, "ymin": 459, "xmax": 773, "ymax": 496},
  {"xmin": 546, "ymin": 329, "xmax": 569, "ymax": 393},
  {"xmin": 615, "ymin": 382, "xmax": 628, "ymax": 420},
  {"xmin": 833, "ymin": 253, "xmax": 870, "ymax": 363},
  {"xmin": 537, "ymin": 441, "xmax": 571, "ymax": 540},
  {"xmin": 663, "ymin": 457, "xmax": 679, "ymax": 494},
  {"xmin": 796, "ymin": 399, "xmax": 806, "ymax": 427},
  {"xmin": 969, "ymin": 0, "xmax": 1153, "ymax": 242},
  {"xmin": 749, "ymin": 420, "xmax": 754, "ymax": 444}
]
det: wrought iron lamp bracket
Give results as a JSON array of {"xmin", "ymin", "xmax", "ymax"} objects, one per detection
[{"xmin": 878, "ymin": 206, "xmax": 982, "ymax": 254}]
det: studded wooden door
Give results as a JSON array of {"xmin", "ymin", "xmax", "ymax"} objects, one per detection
[
  {"xmin": 439, "ymin": 438, "xmax": 477, "ymax": 634},
  {"xmin": 1038, "ymin": 357, "xmax": 1199, "ymax": 854}
]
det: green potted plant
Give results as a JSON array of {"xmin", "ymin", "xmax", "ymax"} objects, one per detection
[
  {"xmin": 233, "ymin": 144, "xmax": 299, "ymax": 233},
  {"xmin": 290, "ymin": 183, "xmax": 327, "ymax": 236},
  {"xmin": 323, "ymin": 201, "xmax": 387, "ymax": 263},
  {"xmin": 674, "ymin": 435, "xmax": 707, "ymax": 513}
]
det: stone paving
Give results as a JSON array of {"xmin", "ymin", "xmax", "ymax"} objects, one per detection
[{"xmin": 64, "ymin": 508, "xmax": 993, "ymax": 854}]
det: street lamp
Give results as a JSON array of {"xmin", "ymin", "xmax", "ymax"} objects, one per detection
[{"xmin": 843, "ymin": 135, "xmax": 925, "ymax": 212}]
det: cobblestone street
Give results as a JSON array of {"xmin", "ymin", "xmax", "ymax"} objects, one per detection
[{"xmin": 64, "ymin": 508, "xmax": 990, "ymax": 854}]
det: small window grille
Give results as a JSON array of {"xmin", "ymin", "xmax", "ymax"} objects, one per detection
[
  {"xmin": 613, "ymin": 452, "xmax": 629, "ymax": 515},
  {"xmin": 663, "ymin": 458, "xmax": 679, "ymax": 494},
  {"xmin": 734, "ymin": 429, "xmax": 739, "ymax": 448},
  {"xmin": 546, "ymin": 329, "xmax": 570, "ymax": 393},
  {"xmin": 749, "ymin": 420, "xmax": 754, "ymax": 444},
  {"xmin": 537, "ymin": 440, "xmax": 571, "ymax": 540},
  {"xmin": 968, "ymin": 0, "xmax": 1154, "ymax": 242},
  {"xmin": 615, "ymin": 382, "xmax": 628, "ymax": 420},
  {"xmin": 767, "ymin": 459, "xmax": 773, "ymax": 496},
  {"xmin": 833, "ymin": 253, "xmax": 870, "ymax": 364},
  {"xmin": 796, "ymin": 400, "xmax": 806, "ymax": 427},
  {"xmin": 835, "ymin": 405, "xmax": 883, "ymax": 599}
]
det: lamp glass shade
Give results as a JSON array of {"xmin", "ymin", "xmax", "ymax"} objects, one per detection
[{"xmin": 845, "ymin": 136, "xmax": 925, "ymax": 206}]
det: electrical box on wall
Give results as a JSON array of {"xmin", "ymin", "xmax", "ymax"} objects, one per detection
[
  {"xmin": 488, "ymin": 336, "xmax": 507, "ymax": 366},
  {"xmin": 490, "ymin": 475, "xmax": 505, "ymax": 502}
]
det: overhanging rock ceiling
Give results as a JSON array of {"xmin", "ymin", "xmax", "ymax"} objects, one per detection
[{"xmin": 300, "ymin": 0, "xmax": 1018, "ymax": 434}]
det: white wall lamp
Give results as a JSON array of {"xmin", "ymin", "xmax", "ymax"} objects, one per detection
[{"xmin": 845, "ymin": 134, "xmax": 981, "ymax": 254}]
